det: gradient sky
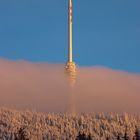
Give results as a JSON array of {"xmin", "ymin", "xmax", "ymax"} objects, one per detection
[{"xmin": 0, "ymin": 0, "xmax": 140, "ymax": 73}]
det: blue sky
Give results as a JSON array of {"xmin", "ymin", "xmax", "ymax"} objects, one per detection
[{"xmin": 0, "ymin": 0, "xmax": 140, "ymax": 73}]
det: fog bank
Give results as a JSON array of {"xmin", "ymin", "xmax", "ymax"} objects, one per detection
[{"xmin": 0, "ymin": 59, "xmax": 140, "ymax": 113}]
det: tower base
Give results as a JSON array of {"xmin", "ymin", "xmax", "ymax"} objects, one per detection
[{"xmin": 65, "ymin": 62, "xmax": 77, "ymax": 85}]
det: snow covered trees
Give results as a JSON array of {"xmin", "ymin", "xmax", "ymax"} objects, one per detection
[{"xmin": 0, "ymin": 108, "xmax": 140, "ymax": 140}]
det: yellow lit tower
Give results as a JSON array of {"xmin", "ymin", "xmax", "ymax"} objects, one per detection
[{"xmin": 65, "ymin": 0, "xmax": 77, "ymax": 85}]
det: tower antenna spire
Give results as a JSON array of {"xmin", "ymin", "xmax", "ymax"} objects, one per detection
[
  {"xmin": 68, "ymin": 0, "xmax": 73, "ymax": 62},
  {"xmin": 65, "ymin": 0, "xmax": 77, "ymax": 86}
]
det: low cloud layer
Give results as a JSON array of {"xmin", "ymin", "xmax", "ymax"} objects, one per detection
[{"xmin": 0, "ymin": 59, "xmax": 140, "ymax": 114}]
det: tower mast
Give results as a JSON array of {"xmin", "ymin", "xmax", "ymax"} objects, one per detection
[
  {"xmin": 68, "ymin": 0, "xmax": 73, "ymax": 62},
  {"xmin": 66, "ymin": 0, "xmax": 77, "ymax": 85}
]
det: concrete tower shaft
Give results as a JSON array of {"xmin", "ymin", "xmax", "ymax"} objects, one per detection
[{"xmin": 65, "ymin": 0, "xmax": 77, "ymax": 86}]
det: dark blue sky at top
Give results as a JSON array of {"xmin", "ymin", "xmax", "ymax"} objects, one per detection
[{"xmin": 0, "ymin": 0, "xmax": 140, "ymax": 73}]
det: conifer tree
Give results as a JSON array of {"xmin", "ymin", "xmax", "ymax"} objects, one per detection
[
  {"xmin": 117, "ymin": 134, "xmax": 121, "ymax": 140},
  {"xmin": 123, "ymin": 130, "xmax": 129, "ymax": 140},
  {"xmin": 15, "ymin": 127, "xmax": 29, "ymax": 140},
  {"xmin": 134, "ymin": 127, "xmax": 140, "ymax": 140},
  {"xmin": 76, "ymin": 132, "xmax": 92, "ymax": 140}
]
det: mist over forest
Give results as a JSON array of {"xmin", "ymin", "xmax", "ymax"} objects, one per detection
[{"xmin": 0, "ymin": 59, "xmax": 140, "ymax": 114}]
